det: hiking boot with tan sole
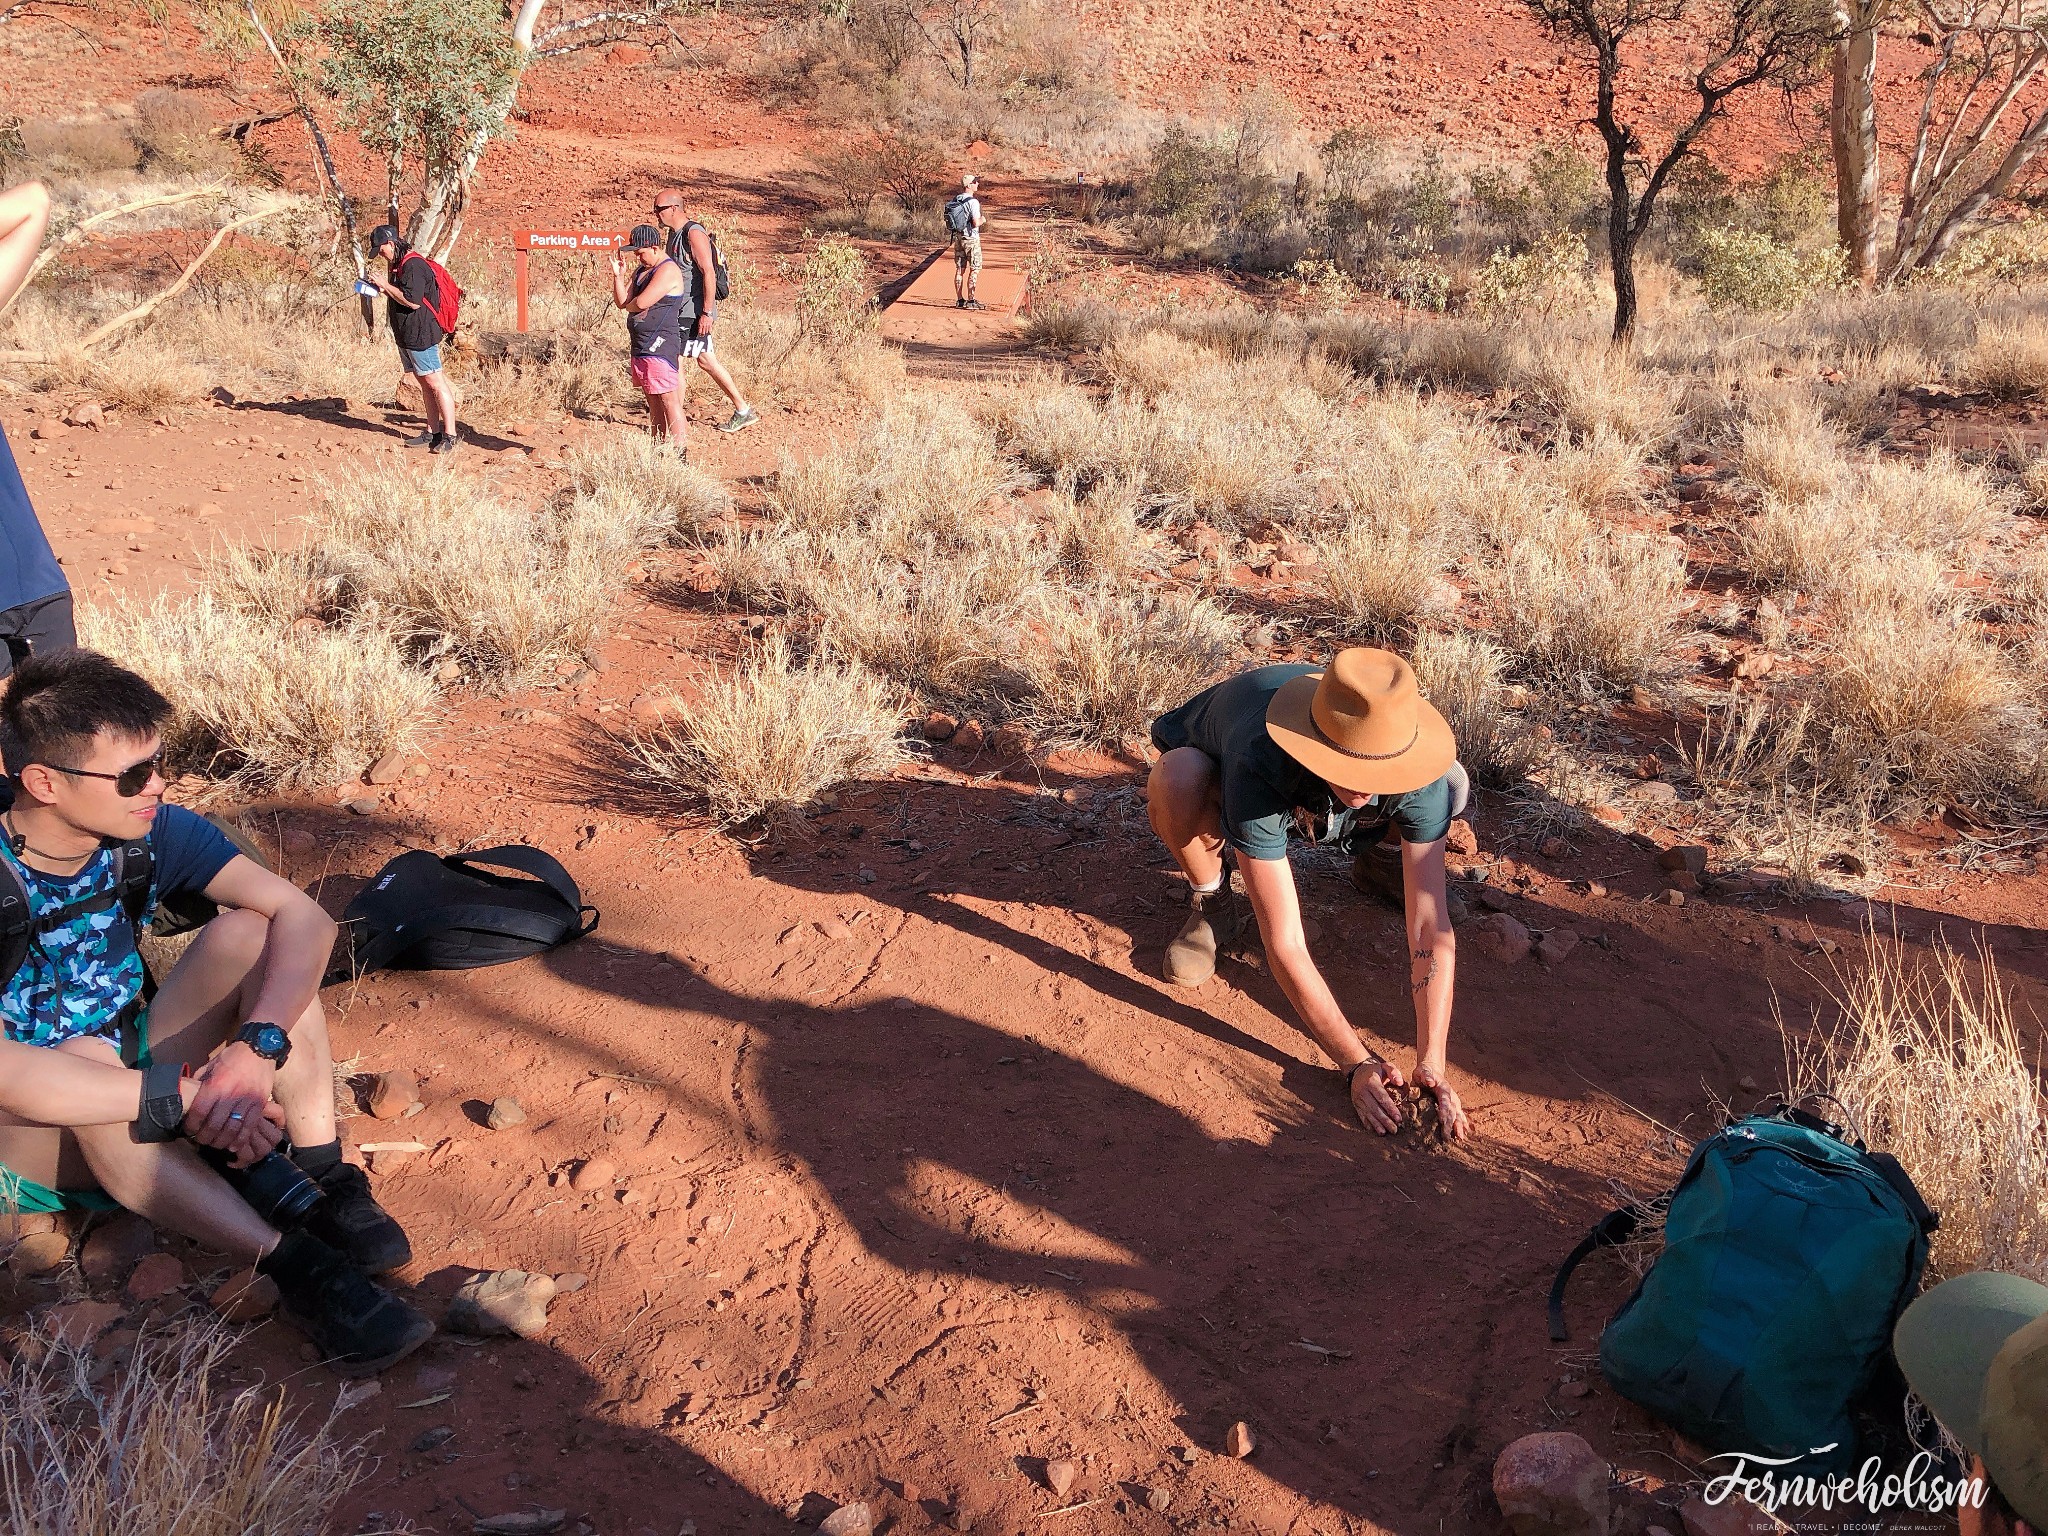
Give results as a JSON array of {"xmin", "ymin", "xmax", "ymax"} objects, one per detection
[{"xmin": 1164, "ymin": 886, "xmax": 1242, "ymax": 987}]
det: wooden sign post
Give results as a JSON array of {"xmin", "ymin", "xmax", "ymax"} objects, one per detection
[{"xmin": 512, "ymin": 228, "xmax": 630, "ymax": 333}]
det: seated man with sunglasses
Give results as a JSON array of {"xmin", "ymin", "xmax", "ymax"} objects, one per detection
[{"xmin": 0, "ymin": 649, "xmax": 432, "ymax": 1375}]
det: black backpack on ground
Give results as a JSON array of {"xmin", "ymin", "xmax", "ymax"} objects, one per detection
[
  {"xmin": 672, "ymin": 220, "xmax": 732, "ymax": 303},
  {"xmin": 343, "ymin": 845, "xmax": 597, "ymax": 973},
  {"xmin": 944, "ymin": 194, "xmax": 976, "ymax": 236}
]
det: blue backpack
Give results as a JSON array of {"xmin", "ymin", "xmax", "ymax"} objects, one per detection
[{"xmin": 1549, "ymin": 1104, "xmax": 1938, "ymax": 1469}]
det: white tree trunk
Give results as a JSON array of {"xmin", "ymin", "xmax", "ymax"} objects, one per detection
[
  {"xmin": 403, "ymin": 0, "xmax": 547, "ymax": 261},
  {"xmin": 1830, "ymin": 0, "xmax": 1886, "ymax": 285}
]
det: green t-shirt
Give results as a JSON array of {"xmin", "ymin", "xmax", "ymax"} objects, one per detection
[{"xmin": 1150, "ymin": 663, "xmax": 1456, "ymax": 862}]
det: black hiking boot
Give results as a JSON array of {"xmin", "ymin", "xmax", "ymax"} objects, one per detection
[
  {"xmin": 400, "ymin": 428, "xmax": 434, "ymax": 448},
  {"xmin": 305, "ymin": 1161, "xmax": 412, "ymax": 1273},
  {"xmin": 262, "ymin": 1231, "xmax": 434, "ymax": 1378},
  {"xmin": 429, "ymin": 431, "xmax": 457, "ymax": 455}
]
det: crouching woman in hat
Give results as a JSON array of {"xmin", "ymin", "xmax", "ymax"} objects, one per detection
[{"xmin": 1146, "ymin": 649, "xmax": 1472, "ymax": 1139}]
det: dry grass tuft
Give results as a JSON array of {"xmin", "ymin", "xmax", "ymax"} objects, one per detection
[
  {"xmin": 1740, "ymin": 391, "xmax": 1844, "ymax": 506},
  {"xmin": 80, "ymin": 593, "xmax": 434, "ymax": 790},
  {"xmin": 0, "ymin": 1318, "xmax": 366, "ymax": 1535},
  {"xmin": 1316, "ymin": 519, "xmax": 1455, "ymax": 639},
  {"xmin": 1787, "ymin": 933, "xmax": 2048, "ymax": 1286},
  {"xmin": 1488, "ymin": 524, "xmax": 1687, "ymax": 690},
  {"xmin": 564, "ymin": 429, "xmax": 734, "ymax": 542},
  {"xmin": 1017, "ymin": 586, "xmax": 1240, "ymax": 747},
  {"xmin": 624, "ymin": 635, "xmax": 909, "ymax": 824},
  {"xmin": 308, "ymin": 456, "xmax": 640, "ymax": 691},
  {"xmin": 1410, "ymin": 629, "xmax": 1547, "ymax": 789},
  {"xmin": 1962, "ymin": 312, "xmax": 2048, "ymax": 400},
  {"xmin": 1531, "ymin": 425, "xmax": 1646, "ymax": 516},
  {"xmin": 1817, "ymin": 564, "xmax": 2042, "ymax": 809}
]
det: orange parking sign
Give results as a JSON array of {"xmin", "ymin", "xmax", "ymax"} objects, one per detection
[{"xmin": 512, "ymin": 228, "xmax": 629, "ymax": 331}]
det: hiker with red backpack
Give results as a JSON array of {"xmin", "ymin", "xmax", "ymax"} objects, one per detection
[{"xmin": 368, "ymin": 224, "xmax": 461, "ymax": 455}]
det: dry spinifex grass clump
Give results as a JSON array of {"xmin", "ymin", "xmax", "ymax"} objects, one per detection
[
  {"xmin": 1486, "ymin": 521, "xmax": 1687, "ymax": 691},
  {"xmin": 1016, "ymin": 585, "xmax": 1240, "ymax": 747},
  {"xmin": 625, "ymin": 634, "xmax": 909, "ymax": 825},
  {"xmin": 0, "ymin": 1318, "xmax": 366, "ymax": 1535},
  {"xmin": 1786, "ymin": 932, "xmax": 2048, "ymax": 1286},
  {"xmin": 80, "ymin": 590, "xmax": 434, "ymax": 791},
  {"xmin": 564, "ymin": 428, "xmax": 733, "ymax": 542},
  {"xmin": 311, "ymin": 454, "xmax": 644, "ymax": 691}
]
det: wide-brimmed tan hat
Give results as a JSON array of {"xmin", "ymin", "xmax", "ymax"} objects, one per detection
[{"xmin": 1265, "ymin": 648, "xmax": 1456, "ymax": 795}]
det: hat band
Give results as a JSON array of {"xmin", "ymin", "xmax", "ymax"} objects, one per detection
[{"xmin": 1314, "ymin": 719, "xmax": 1420, "ymax": 762}]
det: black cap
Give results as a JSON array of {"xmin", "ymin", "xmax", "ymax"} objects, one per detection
[
  {"xmin": 626, "ymin": 224, "xmax": 663, "ymax": 250},
  {"xmin": 369, "ymin": 223, "xmax": 401, "ymax": 252}
]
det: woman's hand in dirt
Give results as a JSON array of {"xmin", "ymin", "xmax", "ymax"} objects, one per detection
[
  {"xmin": 1348, "ymin": 1058, "xmax": 1406, "ymax": 1134},
  {"xmin": 1413, "ymin": 1063, "xmax": 1470, "ymax": 1141}
]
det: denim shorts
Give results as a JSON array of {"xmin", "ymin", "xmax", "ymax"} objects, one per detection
[{"xmin": 400, "ymin": 345, "xmax": 442, "ymax": 375}]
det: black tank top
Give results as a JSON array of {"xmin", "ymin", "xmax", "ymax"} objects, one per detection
[{"xmin": 626, "ymin": 258, "xmax": 683, "ymax": 359}]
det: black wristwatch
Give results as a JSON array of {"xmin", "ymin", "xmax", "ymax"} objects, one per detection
[
  {"xmin": 134, "ymin": 1060, "xmax": 187, "ymax": 1143},
  {"xmin": 236, "ymin": 1020, "xmax": 292, "ymax": 1066}
]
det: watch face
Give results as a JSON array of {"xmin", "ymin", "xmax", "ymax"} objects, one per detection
[{"xmin": 254, "ymin": 1025, "xmax": 288, "ymax": 1058}]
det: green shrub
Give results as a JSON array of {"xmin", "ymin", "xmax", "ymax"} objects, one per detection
[
  {"xmin": 1470, "ymin": 231, "xmax": 1594, "ymax": 317},
  {"xmin": 783, "ymin": 234, "xmax": 875, "ymax": 350},
  {"xmin": 1695, "ymin": 227, "xmax": 1846, "ymax": 313}
]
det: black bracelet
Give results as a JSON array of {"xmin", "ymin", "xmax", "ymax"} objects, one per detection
[{"xmin": 133, "ymin": 1060, "xmax": 186, "ymax": 1144}]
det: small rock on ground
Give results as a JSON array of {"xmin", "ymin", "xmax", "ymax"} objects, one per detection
[
  {"xmin": 125, "ymin": 1251, "xmax": 185, "ymax": 1302},
  {"xmin": 210, "ymin": 1268, "xmax": 280, "ymax": 1322},
  {"xmin": 1225, "ymin": 1420, "xmax": 1255, "ymax": 1457},
  {"xmin": 569, "ymin": 1158, "xmax": 614, "ymax": 1192},
  {"xmin": 472, "ymin": 1513, "xmax": 568, "ymax": 1536},
  {"xmin": 368, "ymin": 1069, "xmax": 419, "ymax": 1120},
  {"xmin": 448, "ymin": 1269, "xmax": 556, "ymax": 1339},
  {"xmin": 486, "ymin": 1096, "xmax": 528, "ymax": 1130},
  {"xmin": 80, "ymin": 1212, "xmax": 155, "ymax": 1285},
  {"xmin": 41, "ymin": 1299, "xmax": 126, "ymax": 1349},
  {"xmin": 1535, "ymin": 928, "xmax": 1580, "ymax": 966},
  {"xmin": 8, "ymin": 1231, "xmax": 70, "ymax": 1278},
  {"xmin": 1472, "ymin": 912, "xmax": 1532, "ymax": 964},
  {"xmin": 1044, "ymin": 1459, "xmax": 1077, "ymax": 1496},
  {"xmin": 1492, "ymin": 1431, "xmax": 1610, "ymax": 1536},
  {"xmin": 818, "ymin": 1503, "xmax": 872, "ymax": 1536}
]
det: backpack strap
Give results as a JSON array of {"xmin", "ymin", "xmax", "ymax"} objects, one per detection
[
  {"xmin": 0, "ymin": 855, "xmax": 31, "ymax": 989},
  {"xmin": 445, "ymin": 845, "xmax": 589, "ymax": 916},
  {"xmin": 352, "ymin": 900, "xmax": 590, "ymax": 975},
  {"xmin": 1866, "ymin": 1150, "xmax": 1941, "ymax": 1235},
  {"xmin": 1547, "ymin": 1197, "xmax": 1668, "ymax": 1343}
]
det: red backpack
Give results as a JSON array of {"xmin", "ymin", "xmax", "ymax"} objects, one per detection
[{"xmin": 399, "ymin": 251, "xmax": 463, "ymax": 335}]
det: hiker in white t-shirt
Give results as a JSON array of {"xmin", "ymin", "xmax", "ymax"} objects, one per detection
[{"xmin": 946, "ymin": 174, "xmax": 986, "ymax": 311}]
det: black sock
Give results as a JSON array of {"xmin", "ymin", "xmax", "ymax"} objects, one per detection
[
  {"xmin": 257, "ymin": 1228, "xmax": 337, "ymax": 1288},
  {"xmin": 292, "ymin": 1139, "xmax": 343, "ymax": 1176}
]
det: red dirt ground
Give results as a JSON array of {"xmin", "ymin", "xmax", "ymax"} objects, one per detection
[{"xmin": 6, "ymin": 10, "xmax": 2048, "ymax": 1536}]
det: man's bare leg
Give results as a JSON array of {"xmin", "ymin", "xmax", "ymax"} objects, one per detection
[
  {"xmin": 418, "ymin": 371, "xmax": 456, "ymax": 438},
  {"xmin": 146, "ymin": 908, "xmax": 336, "ymax": 1151},
  {"xmin": 1146, "ymin": 747, "xmax": 1238, "ymax": 984},
  {"xmin": 0, "ymin": 1065, "xmax": 278, "ymax": 1261},
  {"xmin": 697, "ymin": 353, "xmax": 749, "ymax": 414}
]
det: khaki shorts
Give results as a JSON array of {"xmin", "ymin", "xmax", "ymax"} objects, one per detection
[{"xmin": 953, "ymin": 233, "xmax": 982, "ymax": 275}]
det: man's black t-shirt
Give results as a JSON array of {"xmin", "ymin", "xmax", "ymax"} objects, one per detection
[{"xmin": 388, "ymin": 254, "xmax": 446, "ymax": 351}]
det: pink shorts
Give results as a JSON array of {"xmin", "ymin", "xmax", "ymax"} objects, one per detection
[{"xmin": 630, "ymin": 356, "xmax": 679, "ymax": 396}]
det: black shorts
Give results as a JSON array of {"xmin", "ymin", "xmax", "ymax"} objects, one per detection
[{"xmin": 0, "ymin": 590, "xmax": 76, "ymax": 678}]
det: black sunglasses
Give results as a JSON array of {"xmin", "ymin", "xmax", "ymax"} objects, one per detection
[
  {"xmin": 42, "ymin": 753, "xmax": 165, "ymax": 797},
  {"xmin": 654, "ymin": 202, "xmax": 680, "ymax": 213}
]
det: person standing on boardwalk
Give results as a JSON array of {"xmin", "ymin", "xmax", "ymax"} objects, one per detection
[
  {"xmin": 0, "ymin": 181, "xmax": 75, "ymax": 674},
  {"xmin": 946, "ymin": 174, "xmax": 986, "ymax": 310},
  {"xmin": 610, "ymin": 225, "xmax": 687, "ymax": 450},
  {"xmin": 367, "ymin": 224, "xmax": 458, "ymax": 455},
  {"xmin": 651, "ymin": 188, "xmax": 758, "ymax": 434}
]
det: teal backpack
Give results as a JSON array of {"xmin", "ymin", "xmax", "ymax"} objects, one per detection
[{"xmin": 1548, "ymin": 1104, "xmax": 1938, "ymax": 1469}]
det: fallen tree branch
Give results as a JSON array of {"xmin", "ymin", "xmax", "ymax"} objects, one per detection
[
  {"xmin": 213, "ymin": 106, "xmax": 295, "ymax": 141},
  {"xmin": 0, "ymin": 201, "xmax": 286, "ymax": 366},
  {"xmin": 0, "ymin": 183, "xmax": 230, "ymax": 323},
  {"xmin": 74, "ymin": 202, "xmax": 284, "ymax": 350}
]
